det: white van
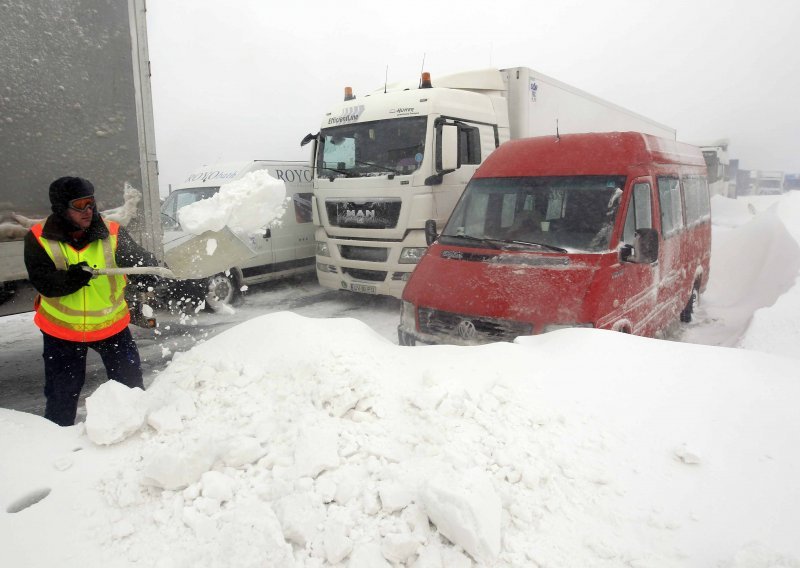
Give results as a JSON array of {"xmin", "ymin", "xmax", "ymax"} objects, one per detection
[{"xmin": 159, "ymin": 160, "xmax": 315, "ymax": 309}]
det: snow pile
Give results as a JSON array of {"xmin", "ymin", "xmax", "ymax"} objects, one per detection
[
  {"xmin": 178, "ymin": 169, "xmax": 287, "ymax": 235},
  {"xmin": 3, "ymin": 312, "xmax": 800, "ymax": 567},
  {"xmin": 738, "ymin": 192, "xmax": 800, "ymax": 358}
]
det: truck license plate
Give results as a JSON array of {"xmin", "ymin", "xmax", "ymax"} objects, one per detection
[{"xmin": 350, "ymin": 283, "xmax": 377, "ymax": 294}]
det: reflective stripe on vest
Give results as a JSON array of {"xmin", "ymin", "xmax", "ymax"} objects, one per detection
[{"xmin": 31, "ymin": 221, "xmax": 130, "ymax": 342}]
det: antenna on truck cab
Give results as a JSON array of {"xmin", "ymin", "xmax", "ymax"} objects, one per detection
[
  {"xmin": 385, "ymin": 65, "xmax": 388, "ymax": 94},
  {"xmin": 556, "ymin": 118, "xmax": 560, "ymax": 141},
  {"xmin": 418, "ymin": 53, "xmax": 426, "ymax": 87}
]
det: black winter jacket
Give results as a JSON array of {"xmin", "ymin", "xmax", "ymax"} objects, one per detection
[{"xmin": 24, "ymin": 213, "xmax": 159, "ymax": 298}]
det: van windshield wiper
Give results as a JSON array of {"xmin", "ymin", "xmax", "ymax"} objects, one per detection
[
  {"xmin": 445, "ymin": 233, "xmax": 501, "ymax": 249},
  {"xmin": 491, "ymin": 239, "xmax": 569, "ymax": 253}
]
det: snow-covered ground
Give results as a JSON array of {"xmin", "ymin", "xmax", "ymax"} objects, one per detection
[{"xmin": 2, "ymin": 193, "xmax": 800, "ymax": 567}]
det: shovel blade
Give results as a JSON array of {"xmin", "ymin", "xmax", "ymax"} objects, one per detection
[{"xmin": 163, "ymin": 227, "xmax": 255, "ymax": 280}]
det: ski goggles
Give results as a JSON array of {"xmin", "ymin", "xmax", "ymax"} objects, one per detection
[{"xmin": 68, "ymin": 196, "xmax": 96, "ymax": 212}]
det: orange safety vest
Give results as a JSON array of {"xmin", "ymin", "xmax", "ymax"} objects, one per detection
[{"xmin": 31, "ymin": 221, "xmax": 130, "ymax": 342}]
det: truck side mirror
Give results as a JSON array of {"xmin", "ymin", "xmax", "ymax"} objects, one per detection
[
  {"xmin": 440, "ymin": 124, "xmax": 459, "ymax": 172},
  {"xmin": 624, "ymin": 228, "xmax": 659, "ymax": 264},
  {"xmin": 424, "ymin": 219, "xmax": 438, "ymax": 246}
]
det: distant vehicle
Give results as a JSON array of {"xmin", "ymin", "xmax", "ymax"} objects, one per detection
[
  {"xmin": 158, "ymin": 161, "xmax": 315, "ymax": 310},
  {"xmin": 399, "ymin": 132, "xmax": 711, "ymax": 345},
  {"xmin": 700, "ymin": 140, "xmax": 732, "ymax": 198},
  {"xmin": 785, "ymin": 174, "xmax": 800, "ymax": 191},
  {"xmin": 303, "ymin": 67, "xmax": 675, "ymax": 299},
  {"xmin": 752, "ymin": 170, "xmax": 785, "ymax": 195}
]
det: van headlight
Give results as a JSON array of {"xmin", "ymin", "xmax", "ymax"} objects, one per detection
[
  {"xmin": 542, "ymin": 323, "xmax": 594, "ymax": 333},
  {"xmin": 399, "ymin": 247, "xmax": 427, "ymax": 264},
  {"xmin": 401, "ymin": 301, "xmax": 416, "ymax": 329},
  {"xmin": 316, "ymin": 241, "xmax": 330, "ymax": 257}
]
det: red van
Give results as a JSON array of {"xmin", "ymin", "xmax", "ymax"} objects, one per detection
[{"xmin": 398, "ymin": 132, "xmax": 711, "ymax": 345}]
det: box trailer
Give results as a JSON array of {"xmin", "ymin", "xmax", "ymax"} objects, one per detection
[{"xmin": 0, "ymin": 0, "xmax": 160, "ymax": 312}]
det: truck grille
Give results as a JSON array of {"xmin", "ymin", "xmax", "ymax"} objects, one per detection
[
  {"xmin": 339, "ymin": 245, "xmax": 389, "ymax": 262},
  {"xmin": 418, "ymin": 307, "xmax": 533, "ymax": 344},
  {"xmin": 342, "ymin": 268, "xmax": 387, "ymax": 282},
  {"xmin": 326, "ymin": 199, "xmax": 401, "ymax": 229}
]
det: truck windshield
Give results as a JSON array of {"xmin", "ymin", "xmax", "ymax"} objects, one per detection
[
  {"xmin": 317, "ymin": 117, "xmax": 427, "ymax": 179},
  {"xmin": 442, "ymin": 176, "xmax": 627, "ymax": 252}
]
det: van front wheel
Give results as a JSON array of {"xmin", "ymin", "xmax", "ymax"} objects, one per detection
[
  {"xmin": 680, "ymin": 287, "xmax": 698, "ymax": 323},
  {"xmin": 205, "ymin": 272, "xmax": 239, "ymax": 312}
]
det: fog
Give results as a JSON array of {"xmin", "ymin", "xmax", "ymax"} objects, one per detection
[{"xmin": 146, "ymin": 0, "xmax": 800, "ymax": 194}]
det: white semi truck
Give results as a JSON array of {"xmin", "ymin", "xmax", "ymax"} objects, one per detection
[
  {"xmin": 0, "ymin": 0, "xmax": 160, "ymax": 313},
  {"xmin": 302, "ymin": 67, "xmax": 676, "ymax": 298},
  {"xmin": 752, "ymin": 170, "xmax": 785, "ymax": 195}
]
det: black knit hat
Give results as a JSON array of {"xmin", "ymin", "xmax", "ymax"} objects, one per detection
[{"xmin": 49, "ymin": 176, "xmax": 95, "ymax": 215}]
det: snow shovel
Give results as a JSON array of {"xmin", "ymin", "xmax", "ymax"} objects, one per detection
[{"xmin": 83, "ymin": 226, "xmax": 257, "ymax": 280}]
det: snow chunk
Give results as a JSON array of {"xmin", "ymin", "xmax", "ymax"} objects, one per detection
[
  {"xmin": 85, "ymin": 381, "xmax": 146, "ymax": 445},
  {"xmin": 274, "ymin": 493, "xmax": 325, "ymax": 546},
  {"xmin": 294, "ymin": 425, "xmax": 339, "ymax": 478},
  {"xmin": 420, "ymin": 468, "xmax": 501, "ymax": 563},
  {"xmin": 141, "ymin": 441, "xmax": 217, "ymax": 490},
  {"xmin": 200, "ymin": 471, "xmax": 234, "ymax": 502}
]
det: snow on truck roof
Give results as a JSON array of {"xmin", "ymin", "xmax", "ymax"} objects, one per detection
[{"xmin": 474, "ymin": 132, "xmax": 706, "ymax": 178}]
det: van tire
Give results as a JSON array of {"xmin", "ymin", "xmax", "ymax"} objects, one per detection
[
  {"xmin": 680, "ymin": 287, "xmax": 698, "ymax": 323},
  {"xmin": 205, "ymin": 272, "xmax": 239, "ymax": 311}
]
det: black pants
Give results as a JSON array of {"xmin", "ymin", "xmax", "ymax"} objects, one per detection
[{"xmin": 42, "ymin": 327, "xmax": 145, "ymax": 426}]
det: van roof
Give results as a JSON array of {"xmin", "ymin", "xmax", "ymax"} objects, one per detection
[{"xmin": 475, "ymin": 132, "xmax": 705, "ymax": 179}]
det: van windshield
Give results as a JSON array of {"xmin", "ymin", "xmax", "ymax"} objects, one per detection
[
  {"xmin": 161, "ymin": 187, "xmax": 219, "ymax": 229},
  {"xmin": 317, "ymin": 117, "xmax": 427, "ymax": 178},
  {"xmin": 442, "ymin": 176, "xmax": 626, "ymax": 252}
]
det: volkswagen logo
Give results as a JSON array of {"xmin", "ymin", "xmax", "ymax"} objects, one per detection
[{"xmin": 456, "ymin": 319, "xmax": 477, "ymax": 341}]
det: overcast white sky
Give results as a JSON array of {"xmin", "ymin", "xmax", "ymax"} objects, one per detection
[{"xmin": 146, "ymin": 0, "xmax": 800, "ymax": 194}]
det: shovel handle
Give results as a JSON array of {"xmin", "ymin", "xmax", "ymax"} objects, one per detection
[{"xmin": 82, "ymin": 265, "xmax": 178, "ymax": 279}]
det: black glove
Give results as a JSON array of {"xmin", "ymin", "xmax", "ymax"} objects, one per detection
[{"xmin": 66, "ymin": 261, "xmax": 93, "ymax": 287}]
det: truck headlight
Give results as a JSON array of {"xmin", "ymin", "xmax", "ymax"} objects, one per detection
[
  {"xmin": 542, "ymin": 323, "xmax": 594, "ymax": 333},
  {"xmin": 316, "ymin": 241, "xmax": 330, "ymax": 257},
  {"xmin": 399, "ymin": 247, "xmax": 427, "ymax": 264}
]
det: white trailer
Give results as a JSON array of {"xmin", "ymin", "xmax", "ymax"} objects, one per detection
[
  {"xmin": 0, "ymin": 0, "xmax": 160, "ymax": 313},
  {"xmin": 303, "ymin": 67, "xmax": 675, "ymax": 298}
]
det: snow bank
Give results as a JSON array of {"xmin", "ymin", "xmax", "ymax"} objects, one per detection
[
  {"xmin": 178, "ymin": 169, "xmax": 287, "ymax": 235},
  {"xmin": 3, "ymin": 312, "xmax": 800, "ymax": 567}
]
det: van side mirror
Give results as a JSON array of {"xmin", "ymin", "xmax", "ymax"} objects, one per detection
[
  {"xmin": 622, "ymin": 228, "xmax": 659, "ymax": 264},
  {"xmin": 424, "ymin": 219, "xmax": 438, "ymax": 246}
]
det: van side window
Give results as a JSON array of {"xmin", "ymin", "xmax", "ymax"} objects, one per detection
[
  {"xmin": 622, "ymin": 183, "xmax": 653, "ymax": 243},
  {"xmin": 293, "ymin": 193, "xmax": 313, "ymax": 224},
  {"xmin": 657, "ymin": 177, "xmax": 684, "ymax": 236},
  {"xmin": 683, "ymin": 175, "xmax": 711, "ymax": 224}
]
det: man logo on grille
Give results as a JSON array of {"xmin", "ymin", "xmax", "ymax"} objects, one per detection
[{"xmin": 456, "ymin": 319, "xmax": 477, "ymax": 341}]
